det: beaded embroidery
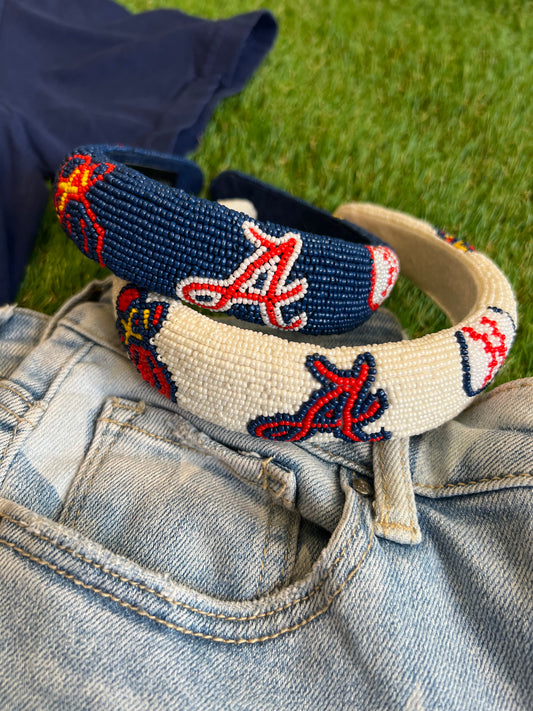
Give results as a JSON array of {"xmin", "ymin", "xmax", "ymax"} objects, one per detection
[
  {"xmin": 248, "ymin": 353, "xmax": 390, "ymax": 443},
  {"xmin": 110, "ymin": 199, "xmax": 517, "ymax": 443},
  {"xmin": 436, "ymin": 228, "xmax": 474, "ymax": 252},
  {"xmin": 56, "ymin": 145, "xmax": 400, "ymax": 336},
  {"xmin": 116, "ymin": 285, "xmax": 177, "ymax": 401},
  {"xmin": 55, "ymin": 154, "xmax": 115, "ymax": 266},
  {"xmin": 176, "ymin": 221, "xmax": 308, "ymax": 331},
  {"xmin": 367, "ymin": 245, "xmax": 400, "ymax": 310},
  {"xmin": 455, "ymin": 307, "xmax": 516, "ymax": 396}
]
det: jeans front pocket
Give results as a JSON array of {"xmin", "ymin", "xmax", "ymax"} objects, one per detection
[{"xmin": 59, "ymin": 397, "xmax": 300, "ymax": 601}]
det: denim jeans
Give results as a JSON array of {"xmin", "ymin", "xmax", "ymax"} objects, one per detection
[{"xmin": 0, "ymin": 280, "xmax": 531, "ymax": 710}]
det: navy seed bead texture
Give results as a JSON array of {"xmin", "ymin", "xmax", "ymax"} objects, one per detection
[{"xmin": 55, "ymin": 144, "xmax": 399, "ymax": 335}]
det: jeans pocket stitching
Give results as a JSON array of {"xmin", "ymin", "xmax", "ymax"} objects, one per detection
[
  {"xmin": 0, "ymin": 402, "xmax": 35, "ymax": 426},
  {"xmin": 0, "ymin": 497, "xmax": 367, "ymax": 625},
  {"xmin": 61, "ymin": 401, "xmax": 143, "ymax": 524},
  {"xmin": 0, "ymin": 382, "xmax": 46, "ymax": 411},
  {"xmin": 94, "ymin": 417, "xmax": 295, "ymax": 507},
  {"xmin": 0, "ymin": 507, "xmax": 374, "ymax": 644}
]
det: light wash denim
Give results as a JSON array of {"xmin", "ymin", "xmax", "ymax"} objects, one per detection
[{"xmin": 0, "ymin": 279, "xmax": 531, "ymax": 710}]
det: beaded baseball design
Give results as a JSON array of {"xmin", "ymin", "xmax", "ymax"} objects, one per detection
[
  {"xmin": 455, "ymin": 306, "xmax": 516, "ymax": 396},
  {"xmin": 56, "ymin": 145, "xmax": 399, "ymax": 335},
  {"xmin": 112, "ymin": 201, "xmax": 517, "ymax": 443}
]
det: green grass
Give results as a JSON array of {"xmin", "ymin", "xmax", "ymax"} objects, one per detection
[{"xmin": 16, "ymin": 0, "xmax": 532, "ymax": 383}]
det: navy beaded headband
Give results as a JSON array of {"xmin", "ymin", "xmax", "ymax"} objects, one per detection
[{"xmin": 54, "ymin": 145, "xmax": 399, "ymax": 335}]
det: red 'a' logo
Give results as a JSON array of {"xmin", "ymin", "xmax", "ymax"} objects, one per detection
[
  {"xmin": 249, "ymin": 352, "xmax": 390, "ymax": 443},
  {"xmin": 176, "ymin": 221, "xmax": 308, "ymax": 331}
]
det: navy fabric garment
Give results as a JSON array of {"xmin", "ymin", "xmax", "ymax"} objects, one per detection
[{"xmin": 0, "ymin": 0, "xmax": 277, "ymax": 304}]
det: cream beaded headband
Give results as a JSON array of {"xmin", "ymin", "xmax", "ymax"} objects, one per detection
[{"xmin": 113, "ymin": 203, "xmax": 516, "ymax": 443}]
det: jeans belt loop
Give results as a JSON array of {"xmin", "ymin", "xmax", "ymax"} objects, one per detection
[{"xmin": 372, "ymin": 437, "xmax": 421, "ymax": 545}]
